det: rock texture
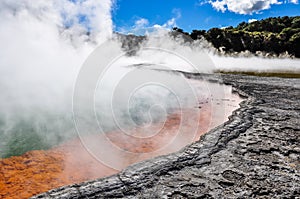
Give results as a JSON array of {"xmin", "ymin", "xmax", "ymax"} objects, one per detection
[{"xmin": 32, "ymin": 74, "xmax": 300, "ymax": 198}]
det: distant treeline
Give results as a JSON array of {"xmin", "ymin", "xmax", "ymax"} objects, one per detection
[{"xmin": 173, "ymin": 16, "xmax": 300, "ymax": 58}]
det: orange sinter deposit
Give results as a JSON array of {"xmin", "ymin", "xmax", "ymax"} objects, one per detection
[{"xmin": 0, "ymin": 81, "xmax": 242, "ymax": 199}]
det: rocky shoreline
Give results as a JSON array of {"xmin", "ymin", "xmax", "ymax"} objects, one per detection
[{"xmin": 32, "ymin": 74, "xmax": 300, "ymax": 198}]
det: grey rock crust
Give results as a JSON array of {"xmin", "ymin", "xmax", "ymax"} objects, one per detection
[{"xmin": 32, "ymin": 74, "xmax": 300, "ymax": 198}]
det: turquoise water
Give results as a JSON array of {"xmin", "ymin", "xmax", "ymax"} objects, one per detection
[{"xmin": 0, "ymin": 114, "xmax": 75, "ymax": 159}]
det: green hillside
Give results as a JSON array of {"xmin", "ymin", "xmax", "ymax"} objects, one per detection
[{"xmin": 174, "ymin": 16, "xmax": 300, "ymax": 58}]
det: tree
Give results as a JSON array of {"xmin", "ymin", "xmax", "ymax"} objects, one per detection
[
  {"xmin": 172, "ymin": 16, "xmax": 300, "ymax": 58},
  {"xmin": 190, "ymin": 30, "xmax": 206, "ymax": 40}
]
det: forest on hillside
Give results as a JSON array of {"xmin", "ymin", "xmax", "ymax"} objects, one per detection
[{"xmin": 173, "ymin": 16, "xmax": 300, "ymax": 58}]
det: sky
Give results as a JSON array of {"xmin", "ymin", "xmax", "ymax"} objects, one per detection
[{"xmin": 113, "ymin": 0, "xmax": 300, "ymax": 34}]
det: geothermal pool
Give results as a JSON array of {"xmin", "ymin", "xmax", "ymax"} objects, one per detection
[{"xmin": 0, "ymin": 73, "xmax": 242, "ymax": 199}]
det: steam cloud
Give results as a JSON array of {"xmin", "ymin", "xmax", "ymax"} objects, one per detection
[
  {"xmin": 0, "ymin": 0, "xmax": 114, "ymax": 157},
  {"xmin": 0, "ymin": 0, "xmax": 210, "ymax": 158},
  {"xmin": 0, "ymin": 0, "xmax": 300, "ymax": 159}
]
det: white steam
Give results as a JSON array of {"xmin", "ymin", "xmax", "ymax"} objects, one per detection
[
  {"xmin": 0, "ymin": 0, "xmax": 299, "ymax": 159},
  {"xmin": 0, "ymin": 0, "xmax": 114, "ymax": 157},
  {"xmin": 212, "ymin": 55, "xmax": 300, "ymax": 72},
  {"xmin": 0, "ymin": 0, "xmax": 113, "ymax": 111}
]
